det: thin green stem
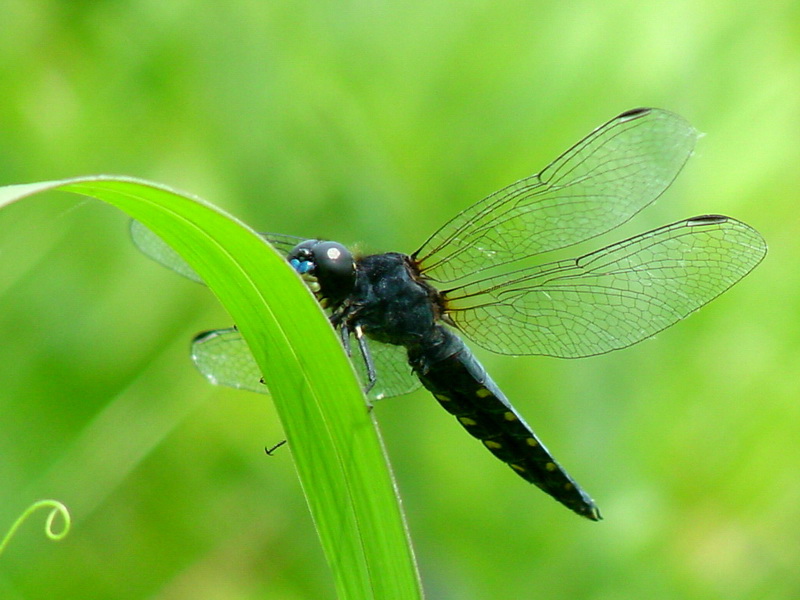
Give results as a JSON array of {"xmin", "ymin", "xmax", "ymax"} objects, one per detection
[{"xmin": 0, "ymin": 500, "xmax": 71, "ymax": 556}]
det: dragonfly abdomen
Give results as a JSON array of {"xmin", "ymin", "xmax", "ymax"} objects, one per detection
[{"xmin": 408, "ymin": 326, "xmax": 602, "ymax": 521}]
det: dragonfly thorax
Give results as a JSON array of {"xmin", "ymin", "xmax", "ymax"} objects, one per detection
[{"xmin": 347, "ymin": 252, "xmax": 442, "ymax": 346}]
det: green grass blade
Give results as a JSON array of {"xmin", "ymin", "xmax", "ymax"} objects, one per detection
[{"xmin": 0, "ymin": 176, "xmax": 422, "ymax": 600}]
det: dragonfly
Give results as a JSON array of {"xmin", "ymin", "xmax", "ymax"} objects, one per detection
[{"xmin": 132, "ymin": 108, "xmax": 766, "ymax": 520}]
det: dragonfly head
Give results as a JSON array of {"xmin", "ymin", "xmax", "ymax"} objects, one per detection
[{"xmin": 287, "ymin": 239, "xmax": 356, "ymax": 304}]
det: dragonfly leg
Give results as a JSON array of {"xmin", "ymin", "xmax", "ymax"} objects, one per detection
[
  {"xmin": 336, "ymin": 319, "xmax": 377, "ymax": 401},
  {"xmin": 354, "ymin": 324, "xmax": 377, "ymax": 394},
  {"xmin": 338, "ymin": 320, "xmax": 352, "ymax": 356}
]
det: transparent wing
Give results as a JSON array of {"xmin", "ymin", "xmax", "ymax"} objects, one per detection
[
  {"xmin": 352, "ymin": 339, "xmax": 421, "ymax": 400},
  {"xmin": 192, "ymin": 327, "xmax": 419, "ymax": 400},
  {"xmin": 192, "ymin": 328, "xmax": 267, "ymax": 393},
  {"xmin": 444, "ymin": 216, "xmax": 767, "ymax": 357},
  {"xmin": 130, "ymin": 219, "xmax": 204, "ymax": 284},
  {"xmin": 130, "ymin": 219, "xmax": 304, "ymax": 284},
  {"xmin": 413, "ymin": 108, "xmax": 698, "ymax": 283}
]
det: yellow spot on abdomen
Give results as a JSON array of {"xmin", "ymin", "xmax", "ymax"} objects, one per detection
[
  {"xmin": 434, "ymin": 394, "xmax": 450, "ymax": 403},
  {"xmin": 526, "ymin": 437, "xmax": 539, "ymax": 447},
  {"xmin": 458, "ymin": 417, "xmax": 478, "ymax": 427},
  {"xmin": 510, "ymin": 463, "xmax": 526, "ymax": 473},
  {"xmin": 483, "ymin": 440, "xmax": 503, "ymax": 450},
  {"xmin": 503, "ymin": 411, "xmax": 517, "ymax": 421},
  {"xmin": 545, "ymin": 462, "xmax": 557, "ymax": 472},
  {"xmin": 475, "ymin": 388, "xmax": 491, "ymax": 398}
]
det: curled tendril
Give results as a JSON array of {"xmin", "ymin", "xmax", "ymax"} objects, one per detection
[{"xmin": 0, "ymin": 500, "xmax": 71, "ymax": 556}]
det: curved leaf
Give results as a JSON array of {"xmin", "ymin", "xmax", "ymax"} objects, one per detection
[{"xmin": 0, "ymin": 176, "xmax": 422, "ymax": 600}]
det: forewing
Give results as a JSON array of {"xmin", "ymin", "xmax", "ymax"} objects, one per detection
[
  {"xmin": 413, "ymin": 108, "xmax": 698, "ymax": 283},
  {"xmin": 130, "ymin": 219, "xmax": 304, "ymax": 283},
  {"xmin": 131, "ymin": 219, "xmax": 205, "ymax": 283},
  {"xmin": 445, "ymin": 216, "xmax": 766, "ymax": 357}
]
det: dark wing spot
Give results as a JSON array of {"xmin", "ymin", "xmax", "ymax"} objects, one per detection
[{"xmin": 617, "ymin": 107, "xmax": 651, "ymax": 121}]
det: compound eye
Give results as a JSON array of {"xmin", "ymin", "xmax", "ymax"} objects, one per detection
[
  {"xmin": 286, "ymin": 239, "xmax": 356, "ymax": 303},
  {"xmin": 311, "ymin": 242, "xmax": 354, "ymax": 281}
]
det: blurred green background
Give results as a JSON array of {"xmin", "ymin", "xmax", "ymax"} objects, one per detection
[{"xmin": 0, "ymin": 1, "xmax": 797, "ymax": 598}]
